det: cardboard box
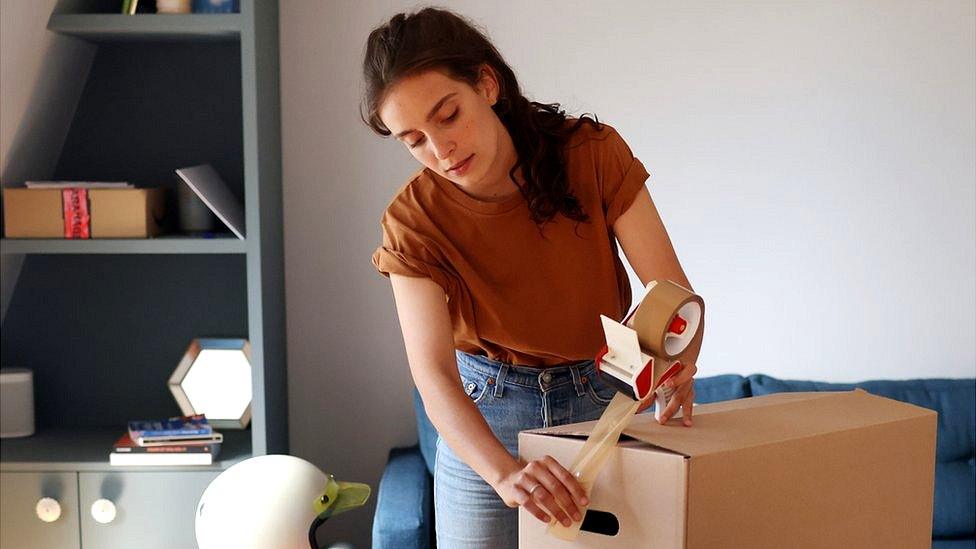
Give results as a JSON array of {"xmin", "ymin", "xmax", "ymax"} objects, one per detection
[
  {"xmin": 3, "ymin": 187, "xmax": 165, "ymax": 238},
  {"xmin": 519, "ymin": 390, "xmax": 936, "ymax": 548}
]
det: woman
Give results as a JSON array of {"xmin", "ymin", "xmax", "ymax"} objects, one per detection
[{"xmin": 364, "ymin": 7, "xmax": 702, "ymax": 548}]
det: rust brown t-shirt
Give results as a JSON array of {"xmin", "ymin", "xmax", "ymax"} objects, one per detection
[{"xmin": 372, "ymin": 122, "xmax": 650, "ymax": 367}]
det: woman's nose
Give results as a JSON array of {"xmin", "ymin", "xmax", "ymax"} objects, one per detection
[{"xmin": 429, "ymin": 136, "xmax": 455, "ymax": 160}]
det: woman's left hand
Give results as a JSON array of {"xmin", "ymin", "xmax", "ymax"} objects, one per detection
[{"xmin": 636, "ymin": 362, "xmax": 697, "ymax": 426}]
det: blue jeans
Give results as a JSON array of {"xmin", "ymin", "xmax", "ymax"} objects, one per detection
[{"xmin": 433, "ymin": 351, "xmax": 617, "ymax": 548}]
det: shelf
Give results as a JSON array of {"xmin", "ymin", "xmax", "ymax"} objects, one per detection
[
  {"xmin": 47, "ymin": 14, "xmax": 241, "ymax": 42},
  {"xmin": 0, "ymin": 428, "xmax": 251, "ymax": 472},
  {"xmin": 0, "ymin": 236, "xmax": 246, "ymax": 255}
]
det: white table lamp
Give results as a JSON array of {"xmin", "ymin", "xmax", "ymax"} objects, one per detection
[{"xmin": 169, "ymin": 338, "xmax": 252, "ymax": 429}]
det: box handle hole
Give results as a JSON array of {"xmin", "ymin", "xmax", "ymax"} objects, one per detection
[{"xmin": 580, "ymin": 509, "xmax": 620, "ymax": 536}]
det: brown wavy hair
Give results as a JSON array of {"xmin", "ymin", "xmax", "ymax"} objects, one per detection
[{"xmin": 361, "ymin": 7, "xmax": 601, "ymax": 226}]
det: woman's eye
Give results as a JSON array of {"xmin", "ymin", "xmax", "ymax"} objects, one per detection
[
  {"xmin": 408, "ymin": 137, "xmax": 425, "ymax": 149},
  {"xmin": 445, "ymin": 109, "xmax": 459, "ymax": 122}
]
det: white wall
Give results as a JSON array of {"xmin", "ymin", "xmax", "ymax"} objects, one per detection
[
  {"xmin": 281, "ymin": 1, "xmax": 974, "ymax": 544},
  {"xmin": 0, "ymin": 0, "xmax": 95, "ymax": 321}
]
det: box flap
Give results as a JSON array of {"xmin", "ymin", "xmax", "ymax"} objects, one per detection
[
  {"xmin": 629, "ymin": 389, "xmax": 935, "ymax": 457},
  {"xmin": 526, "ymin": 390, "xmax": 936, "ymax": 458}
]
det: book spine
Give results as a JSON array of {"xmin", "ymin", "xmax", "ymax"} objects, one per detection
[
  {"xmin": 110, "ymin": 453, "xmax": 213, "ymax": 466},
  {"xmin": 114, "ymin": 445, "xmax": 213, "ymax": 454},
  {"xmin": 137, "ymin": 433, "xmax": 223, "ymax": 446},
  {"xmin": 134, "ymin": 435, "xmax": 222, "ymax": 447},
  {"xmin": 132, "ymin": 427, "xmax": 211, "ymax": 437}
]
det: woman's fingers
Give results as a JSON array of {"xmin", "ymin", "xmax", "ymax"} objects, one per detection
[
  {"xmin": 523, "ymin": 464, "xmax": 572, "ymax": 526},
  {"xmin": 512, "ymin": 483, "xmax": 551, "ymax": 522},
  {"xmin": 520, "ymin": 490, "xmax": 551, "ymax": 523},
  {"xmin": 659, "ymin": 378, "xmax": 694, "ymax": 424},
  {"xmin": 532, "ymin": 457, "xmax": 583, "ymax": 523},
  {"xmin": 542, "ymin": 456, "xmax": 589, "ymax": 506},
  {"xmin": 517, "ymin": 455, "xmax": 592, "ymax": 526},
  {"xmin": 682, "ymin": 387, "xmax": 695, "ymax": 426},
  {"xmin": 529, "ymin": 484, "xmax": 571, "ymax": 526}
]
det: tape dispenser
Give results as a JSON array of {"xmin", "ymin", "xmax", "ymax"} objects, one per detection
[{"xmin": 594, "ymin": 280, "xmax": 704, "ymax": 419}]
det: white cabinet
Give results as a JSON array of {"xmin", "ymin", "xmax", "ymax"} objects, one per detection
[
  {"xmin": 0, "ymin": 470, "xmax": 218, "ymax": 549},
  {"xmin": 0, "ymin": 472, "xmax": 80, "ymax": 549},
  {"xmin": 78, "ymin": 471, "xmax": 218, "ymax": 549}
]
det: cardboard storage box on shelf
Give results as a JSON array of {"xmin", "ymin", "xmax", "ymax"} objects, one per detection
[
  {"xmin": 2, "ymin": 187, "xmax": 164, "ymax": 238},
  {"xmin": 519, "ymin": 390, "xmax": 936, "ymax": 549}
]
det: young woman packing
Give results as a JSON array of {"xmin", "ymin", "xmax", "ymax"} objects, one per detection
[{"xmin": 364, "ymin": 8, "xmax": 702, "ymax": 547}]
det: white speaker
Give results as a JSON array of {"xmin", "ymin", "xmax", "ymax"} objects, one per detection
[{"xmin": 1, "ymin": 368, "xmax": 35, "ymax": 438}]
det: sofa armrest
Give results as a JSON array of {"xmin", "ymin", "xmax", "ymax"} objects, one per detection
[{"xmin": 371, "ymin": 445, "xmax": 434, "ymax": 549}]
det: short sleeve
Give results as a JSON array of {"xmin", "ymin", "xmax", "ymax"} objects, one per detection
[
  {"xmin": 596, "ymin": 127, "xmax": 650, "ymax": 228},
  {"xmin": 371, "ymin": 209, "xmax": 455, "ymax": 296}
]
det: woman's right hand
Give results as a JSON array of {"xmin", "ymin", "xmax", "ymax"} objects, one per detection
[{"xmin": 493, "ymin": 455, "xmax": 589, "ymax": 527}]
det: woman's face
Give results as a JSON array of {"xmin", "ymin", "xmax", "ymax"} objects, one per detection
[{"xmin": 378, "ymin": 67, "xmax": 514, "ymax": 197}]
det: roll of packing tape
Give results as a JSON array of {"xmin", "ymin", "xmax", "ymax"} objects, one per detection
[{"xmin": 628, "ymin": 280, "xmax": 703, "ymax": 358}]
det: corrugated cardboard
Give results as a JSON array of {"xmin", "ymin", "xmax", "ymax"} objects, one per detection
[
  {"xmin": 3, "ymin": 188, "xmax": 165, "ymax": 238},
  {"xmin": 519, "ymin": 390, "xmax": 936, "ymax": 548}
]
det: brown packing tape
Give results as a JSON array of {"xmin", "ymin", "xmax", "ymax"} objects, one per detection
[{"xmin": 629, "ymin": 280, "xmax": 704, "ymax": 358}]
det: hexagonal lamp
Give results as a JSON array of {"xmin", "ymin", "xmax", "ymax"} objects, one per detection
[{"xmin": 169, "ymin": 338, "xmax": 252, "ymax": 429}]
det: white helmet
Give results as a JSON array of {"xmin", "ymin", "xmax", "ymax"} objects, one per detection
[{"xmin": 196, "ymin": 454, "xmax": 370, "ymax": 549}]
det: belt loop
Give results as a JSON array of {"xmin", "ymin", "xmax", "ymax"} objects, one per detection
[
  {"xmin": 570, "ymin": 365, "xmax": 586, "ymax": 397},
  {"xmin": 494, "ymin": 364, "xmax": 509, "ymax": 398}
]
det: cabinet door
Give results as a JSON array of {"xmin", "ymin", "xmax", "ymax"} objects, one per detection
[
  {"xmin": 79, "ymin": 470, "xmax": 218, "ymax": 549},
  {"xmin": 0, "ymin": 471, "xmax": 81, "ymax": 549}
]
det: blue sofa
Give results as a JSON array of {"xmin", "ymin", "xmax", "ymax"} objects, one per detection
[{"xmin": 371, "ymin": 374, "xmax": 976, "ymax": 548}]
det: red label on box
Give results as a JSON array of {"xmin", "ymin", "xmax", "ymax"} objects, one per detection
[{"xmin": 62, "ymin": 188, "xmax": 90, "ymax": 239}]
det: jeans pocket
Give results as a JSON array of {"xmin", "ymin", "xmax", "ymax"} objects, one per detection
[
  {"xmin": 585, "ymin": 374, "xmax": 618, "ymax": 406},
  {"xmin": 460, "ymin": 372, "xmax": 492, "ymax": 405}
]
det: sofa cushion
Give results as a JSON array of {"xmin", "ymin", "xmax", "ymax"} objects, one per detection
[
  {"xmin": 693, "ymin": 374, "xmax": 751, "ymax": 404},
  {"xmin": 749, "ymin": 374, "xmax": 976, "ymax": 539},
  {"xmin": 371, "ymin": 446, "xmax": 434, "ymax": 549},
  {"xmin": 932, "ymin": 539, "xmax": 976, "ymax": 549},
  {"xmin": 934, "ymin": 457, "xmax": 976, "ymax": 538}
]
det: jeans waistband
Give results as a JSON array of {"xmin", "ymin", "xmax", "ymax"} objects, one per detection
[{"xmin": 456, "ymin": 351, "xmax": 596, "ymax": 396}]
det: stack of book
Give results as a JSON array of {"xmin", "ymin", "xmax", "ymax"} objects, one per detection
[{"xmin": 110, "ymin": 414, "xmax": 222, "ymax": 466}]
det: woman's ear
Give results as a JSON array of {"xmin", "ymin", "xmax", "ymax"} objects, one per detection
[{"xmin": 477, "ymin": 64, "xmax": 500, "ymax": 106}]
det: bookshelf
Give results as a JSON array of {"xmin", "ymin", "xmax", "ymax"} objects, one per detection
[{"xmin": 0, "ymin": 1, "xmax": 285, "ymax": 547}]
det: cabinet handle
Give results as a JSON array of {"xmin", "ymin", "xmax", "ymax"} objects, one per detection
[
  {"xmin": 35, "ymin": 497, "xmax": 62, "ymax": 523},
  {"xmin": 90, "ymin": 498, "xmax": 117, "ymax": 524}
]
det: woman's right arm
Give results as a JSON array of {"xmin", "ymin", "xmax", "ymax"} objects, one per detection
[{"xmin": 389, "ymin": 273, "xmax": 589, "ymax": 527}]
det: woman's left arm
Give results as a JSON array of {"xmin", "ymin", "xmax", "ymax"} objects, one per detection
[{"xmin": 613, "ymin": 186, "xmax": 703, "ymax": 425}]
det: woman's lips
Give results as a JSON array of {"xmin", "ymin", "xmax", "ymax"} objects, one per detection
[{"xmin": 448, "ymin": 154, "xmax": 474, "ymax": 176}]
